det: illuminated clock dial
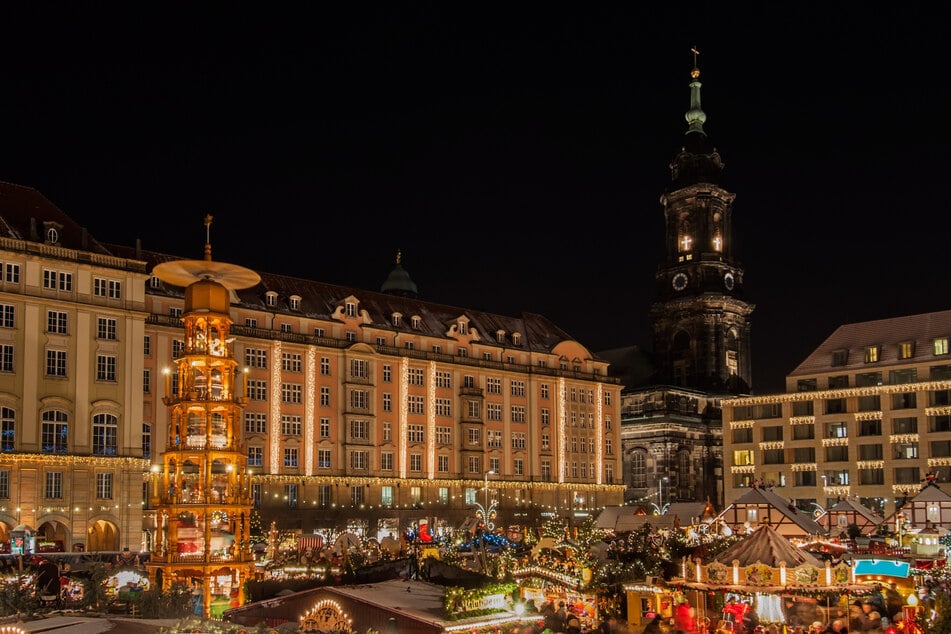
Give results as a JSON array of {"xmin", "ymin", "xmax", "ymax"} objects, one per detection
[
  {"xmin": 672, "ymin": 273, "xmax": 688, "ymax": 291},
  {"xmin": 724, "ymin": 272, "xmax": 735, "ymax": 290}
]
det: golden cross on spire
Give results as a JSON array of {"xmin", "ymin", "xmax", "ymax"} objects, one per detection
[{"xmin": 691, "ymin": 46, "xmax": 701, "ymax": 79}]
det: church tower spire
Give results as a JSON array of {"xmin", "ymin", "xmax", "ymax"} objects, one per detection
[{"xmin": 649, "ymin": 50, "xmax": 755, "ymax": 394}]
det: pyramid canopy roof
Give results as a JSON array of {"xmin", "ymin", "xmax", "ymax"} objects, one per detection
[{"xmin": 714, "ymin": 524, "xmax": 822, "ymax": 568}]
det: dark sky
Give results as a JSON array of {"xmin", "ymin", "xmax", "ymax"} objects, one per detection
[{"xmin": 1, "ymin": 5, "xmax": 948, "ymax": 394}]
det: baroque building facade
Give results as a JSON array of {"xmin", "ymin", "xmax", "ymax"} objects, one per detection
[
  {"xmin": 0, "ymin": 182, "xmax": 623, "ymax": 553},
  {"xmin": 609, "ymin": 55, "xmax": 753, "ymax": 512},
  {"xmin": 723, "ymin": 309, "xmax": 951, "ymax": 519}
]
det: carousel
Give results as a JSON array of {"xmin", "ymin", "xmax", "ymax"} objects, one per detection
[{"xmin": 669, "ymin": 524, "xmax": 870, "ymax": 632}]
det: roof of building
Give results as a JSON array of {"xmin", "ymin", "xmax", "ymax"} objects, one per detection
[
  {"xmin": 789, "ymin": 309, "xmax": 951, "ymax": 377},
  {"xmin": 826, "ymin": 498, "xmax": 884, "ymax": 525},
  {"xmin": 0, "ymin": 180, "xmax": 608, "ymax": 364},
  {"xmin": 714, "ymin": 523, "xmax": 823, "ymax": 568},
  {"xmin": 595, "ymin": 506, "xmax": 680, "ymax": 532},
  {"xmin": 721, "ymin": 486, "xmax": 826, "ymax": 536}
]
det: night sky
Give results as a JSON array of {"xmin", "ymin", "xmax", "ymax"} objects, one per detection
[{"xmin": 1, "ymin": 5, "xmax": 948, "ymax": 394}]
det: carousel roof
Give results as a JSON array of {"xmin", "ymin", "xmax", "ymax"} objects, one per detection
[{"xmin": 715, "ymin": 524, "xmax": 823, "ymax": 568}]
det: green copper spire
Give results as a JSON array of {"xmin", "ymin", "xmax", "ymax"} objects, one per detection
[{"xmin": 685, "ymin": 46, "xmax": 707, "ymax": 136}]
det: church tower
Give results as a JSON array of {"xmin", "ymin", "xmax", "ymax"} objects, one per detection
[
  {"xmin": 146, "ymin": 216, "xmax": 260, "ymax": 618},
  {"xmin": 649, "ymin": 49, "xmax": 754, "ymax": 395}
]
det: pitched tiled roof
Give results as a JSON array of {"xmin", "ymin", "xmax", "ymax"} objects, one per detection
[
  {"xmin": 0, "ymin": 180, "xmax": 113, "ymax": 255},
  {"xmin": 789, "ymin": 309, "xmax": 951, "ymax": 377},
  {"xmin": 826, "ymin": 498, "xmax": 883, "ymax": 525},
  {"xmin": 727, "ymin": 486, "xmax": 826, "ymax": 535}
]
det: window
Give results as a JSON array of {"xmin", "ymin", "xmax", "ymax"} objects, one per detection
[
  {"xmin": 282, "ymin": 352, "xmax": 302, "ymax": 372},
  {"xmin": 893, "ymin": 416, "xmax": 918, "ymax": 434},
  {"xmin": 0, "ymin": 471, "xmax": 8, "ymax": 498},
  {"xmin": 317, "ymin": 449, "xmax": 331, "ymax": 469},
  {"xmin": 541, "ymin": 460, "xmax": 551, "ymax": 481},
  {"xmin": 762, "ymin": 426, "xmax": 783, "ymax": 441},
  {"xmin": 245, "ymin": 412, "xmax": 267, "ymax": 434},
  {"xmin": 511, "ymin": 380, "xmax": 525, "ymax": 396},
  {"xmin": 40, "ymin": 410, "xmax": 69, "ymax": 454},
  {"xmin": 251, "ymin": 484, "xmax": 261, "ymax": 507},
  {"xmin": 510, "ymin": 405, "xmax": 526, "ymax": 422},
  {"xmin": 283, "ymin": 448, "xmax": 299, "ymax": 468},
  {"xmin": 94, "ymin": 277, "xmax": 121, "ymax": 299},
  {"xmin": 487, "ymin": 378, "xmax": 502, "ymax": 394},
  {"xmin": 859, "ymin": 419, "xmax": 882, "ymax": 436},
  {"xmin": 864, "ymin": 345, "xmax": 880, "ymax": 363},
  {"xmin": 97, "ymin": 317, "xmax": 117, "ymax": 340},
  {"xmin": 320, "ymin": 386, "xmax": 330, "ymax": 406},
  {"xmin": 350, "ymin": 358, "xmax": 369, "ymax": 379},
  {"xmin": 279, "ymin": 322, "xmax": 293, "ymax": 332},
  {"xmin": 467, "ymin": 456, "xmax": 481, "ymax": 474},
  {"xmin": 859, "ymin": 469, "xmax": 884, "ymax": 485},
  {"xmin": 142, "ymin": 423, "xmax": 151, "ymax": 459},
  {"xmin": 382, "ymin": 393, "xmax": 392, "ymax": 412},
  {"xmin": 381, "ymin": 452, "xmax": 393, "ymax": 471},
  {"xmin": 351, "ymin": 390, "xmax": 370, "ymax": 410},
  {"xmin": 281, "ymin": 383, "xmax": 302, "ymax": 404},
  {"xmin": 285, "ymin": 484, "xmax": 298, "ymax": 508},
  {"xmin": 382, "ymin": 421, "xmax": 391, "ymax": 441},
  {"xmin": 349, "ymin": 420, "xmax": 369, "ymax": 440},
  {"xmin": 934, "ymin": 337, "xmax": 949, "ymax": 356},
  {"xmin": 858, "ymin": 444, "xmax": 883, "ymax": 460},
  {"xmin": 350, "ymin": 450, "xmax": 369, "ymax": 470},
  {"xmin": 826, "ymin": 422, "xmax": 848, "ymax": 438},
  {"xmin": 248, "ymin": 380, "xmax": 267, "ymax": 401},
  {"xmin": 246, "ymin": 348, "xmax": 268, "ymax": 368},
  {"xmin": 43, "ymin": 270, "xmax": 72, "ymax": 291},
  {"xmin": 248, "ymin": 447, "xmax": 263, "ymax": 467},
  {"xmin": 320, "ymin": 357, "xmax": 331, "ymax": 375},
  {"xmin": 855, "ymin": 372, "xmax": 883, "ymax": 387},
  {"xmin": 4, "ymin": 263, "xmax": 19, "ymax": 284},
  {"xmin": 0, "ymin": 408, "xmax": 14, "ymax": 452},
  {"xmin": 96, "ymin": 473, "xmax": 113, "ymax": 499},
  {"xmin": 47, "ymin": 310, "xmax": 67, "ymax": 334},
  {"xmin": 408, "ymin": 424, "xmax": 424, "ymax": 443},
  {"xmin": 898, "ymin": 341, "xmax": 915, "ymax": 360},
  {"xmin": 0, "ymin": 344, "xmax": 13, "ymax": 372},
  {"xmin": 438, "ymin": 455, "xmax": 449, "ymax": 473},
  {"xmin": 894, "ymin": 442, "xmax": 918, "ymax": 460},
  {"xmin": 96, "ymin": 354, "xmax": 117, "ymax": 381},
  {"xmin": 891, "ymin": 391, "xmax": 917, "ymax": 409},
  {"xmin": 435, "ymin": 371, "xmax": 451, "ymax": 388},
  {"xmin": 408, "ymin": 395, "xmax": 424, "ymax": 414},
  {"xmin": 346, "ymin": 331, "xmax": 357, "ymax": 342},
  {"xmin": 410, "ymin": 453, "xmax": 422, "ymax": 472},
  {"xmin": 487, "ymin": 404, "xmax": 502, "ymax": 421},
  {"xmin": 92, "ymin": 413, "xmax": 117, "ymax": 455},
  {"xmin": 320, "ymin": 418, "xmax": 330, "ymax": 438},
  {"xmin": 46, "ymin": 350, "xmax": 67, "ymax": 377},
  {"xmin": 762, "ymin": 449, "xmax": 784, "ymax": 464},
  {"xmin": 436, "ymin": 426, "xmax": 451, "ymax": 445},
  {"xmin": 45, "ymin": 472, "xmax": 63, "ymax": 499},
  {"xmin": 435, "ymin": 398, "xmax": 451, "ymax": 417},
  {"xmin": 511, "ymin": 432, "xmax": 526, "ymax": 449},
  {"xmin": 281, "ymin": 415, "xmax": 301, "ymax": 436},
  {"xmin": 408, "ymin": 368, "xmax": 424, "ymax": 386},
  {"xmin": 514, "ymin": 459, "xmax": 524, "ymax": 476},
  {"xmin": 793, "ymin": 447, "xmax": 815, "ymax": 463}
]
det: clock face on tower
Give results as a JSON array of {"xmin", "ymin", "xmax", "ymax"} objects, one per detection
[
  {"xmin": 724, "ymin": 272, "xmax": 735, "ymax": 290},
  {"xmin": 672, "ymin": 272, "xmax": 688, "ymax": 291}
]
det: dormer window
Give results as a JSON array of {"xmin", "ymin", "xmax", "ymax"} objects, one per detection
[
  {"xmin": 46, "ymin": 227, "xmax": 59, "ymax": 244},
  {"xmin": 934, "ymin": 337, "xmax": 949, "ymax": 355},
  {"xmin": 289, "ymin": 295, "xmax": 301, "ymax": 310},
  {"xmin": 265, "ymin": 291, "xmax": 278, "ymax": 307},
  {"xmin": 346, "ymin": 302, "xmax": 356, "ymax": 317},
  {"xmin": 864, "ymin": 345, "xmax": 880, "ymax": 364},
  {"xmin": 458, "ymin": 321, "xmax": 468, "ymax": 335},
  {"xmin": 149, "ymin": 276, "xmax": 161, "ymax": 289},
  {"xmin": 411, "ymin": 316, "xmax": 421, "ymax": 329},
  {"xmin": 496, "ymin": 330, "xmax": 506, "ymax": 343},
  {"xmin": 512, "ymin": 333, "xmax": 521, "ymax": 346},
  {"xmin": 898, "ymin": 341, "xmax": 915, "ymax": 360},
  {"xmin": 392, "ymin": 313, "xmax": 402, "ymax": 327},
  {"xmin": 831, "ymin": 349, "xmax": 849, "ymax": 367}
]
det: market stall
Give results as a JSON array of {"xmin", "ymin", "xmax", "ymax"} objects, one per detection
[{"xmin": 668, "ymin": 524, "xmax": 870, "ymax": 631}]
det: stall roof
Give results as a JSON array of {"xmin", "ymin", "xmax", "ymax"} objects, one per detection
[{"xmin": 715, "ymin": 524, "xmax": 822, "ymax": 568}]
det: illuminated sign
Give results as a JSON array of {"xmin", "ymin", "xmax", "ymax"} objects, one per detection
[{"xmin": 852, "ymin": 559, "xmax": 910, "ymax": 578}]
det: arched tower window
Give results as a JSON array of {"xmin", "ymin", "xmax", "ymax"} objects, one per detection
[{"xmin": 631, "ymin": 450, "xmax": 647, "ymax": 488}]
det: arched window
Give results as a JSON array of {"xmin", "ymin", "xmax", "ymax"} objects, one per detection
[
  {"xmin": 41, "ymin": 410, "xmax": 69, "ymax": 454},
  {"xmin": 631, "ymin": 451, "xmax": 647, "ymax": 488},
  {"xmin": 92, "ymin": 413, "xmax": 118, "ymax": 455},
  {"xmin": 678, "ymin": 449, "xmax": 692, "ymax": 500},
  {"xmin": 0, "ymin": 407, "xmax": 14, "ymax": 452}
]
